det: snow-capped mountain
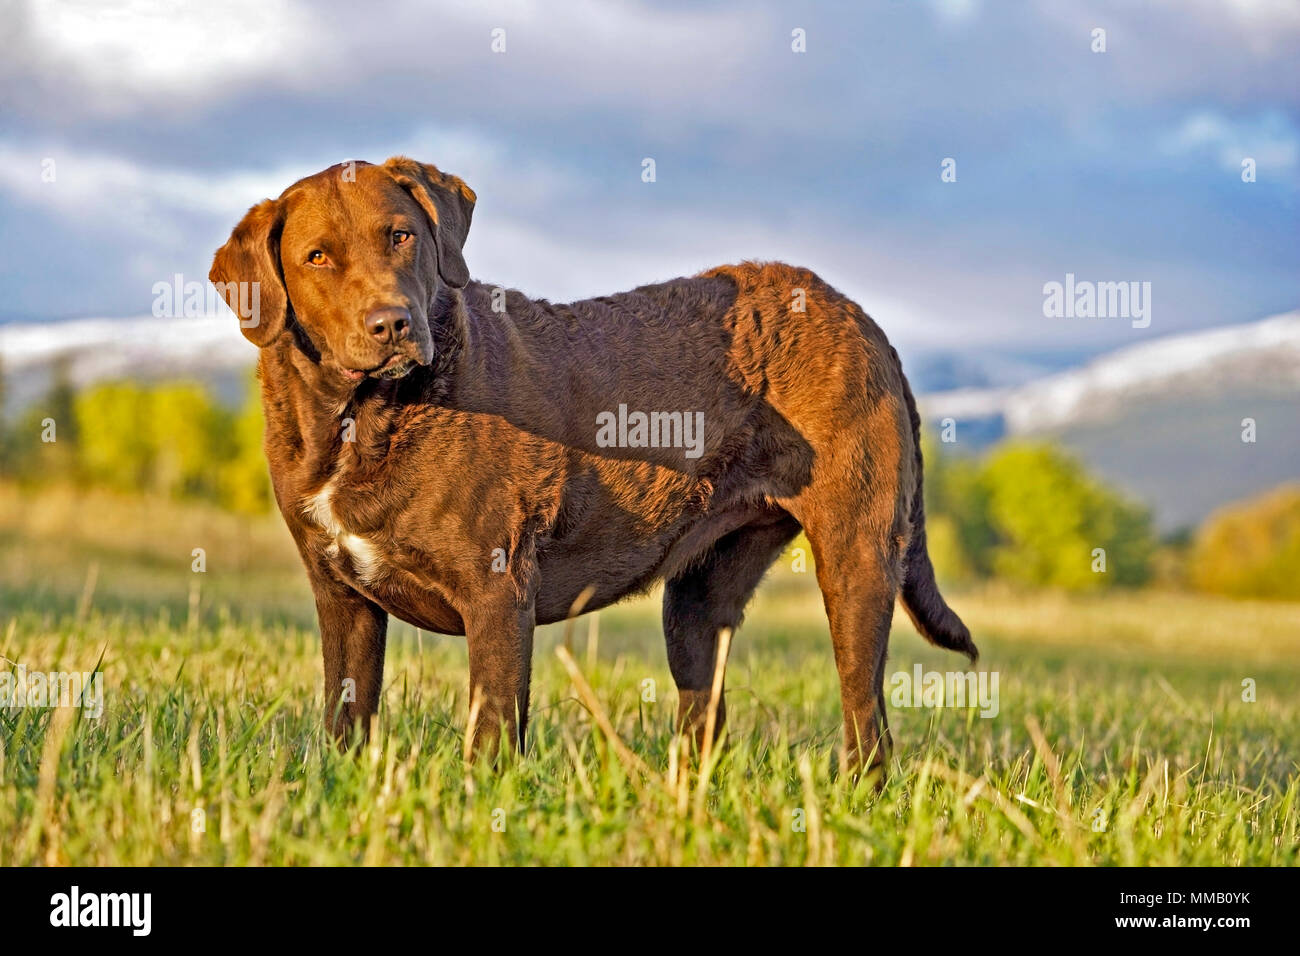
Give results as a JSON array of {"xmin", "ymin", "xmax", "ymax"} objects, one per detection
[
  {"xmin": 16, "ymin": 310, "xmax": 1298, "ymax": 423},
  {"xmin": 918, "ymin": 310, "xmax": 1300, "ymax": 531},
  {"xmin": 1, "ymin": 312, "xmax": 251, "ymax": 378},
  {"xmin": 3, "ymin": 308, "xmax": 1297, "ymax": 531},
  {"xmin": 920, "ymin": 311, "xmax": 1300, "ymax": 435},
  {"xmin": 0, "ymin": 313, "xmax": 253, "ymax": 409}
]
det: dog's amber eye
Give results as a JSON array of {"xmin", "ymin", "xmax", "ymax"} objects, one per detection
[
  {"xmin": 393, "ymin": 230, "xmax": 412, "ymax": 246},
  {"xmin": 307, "ymin": 250, "xmax": 328, "ymax": 266}
]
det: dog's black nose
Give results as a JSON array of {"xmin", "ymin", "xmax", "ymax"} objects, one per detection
[{"xmin": 365, "ymin": 307, "xmax": 411, "ymax": 344}]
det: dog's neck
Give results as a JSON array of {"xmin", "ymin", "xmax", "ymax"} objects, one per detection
[{"xmin": 258, "ymin": 287, "xmax": 471, "ymax": 483}]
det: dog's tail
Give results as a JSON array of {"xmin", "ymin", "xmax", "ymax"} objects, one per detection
[{"xmin": 895, "ymin": 357, "xmax": 979, "ymax": 663}]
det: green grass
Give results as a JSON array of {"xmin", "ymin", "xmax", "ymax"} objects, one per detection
[{"xmin": 1, "ymin": 482, "xmax": 1297, "ymax": 865}]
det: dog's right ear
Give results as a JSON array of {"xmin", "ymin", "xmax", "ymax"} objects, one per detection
[{"xmin": 209, "ymin": 199, "xmax": 288, "ymax": 347}]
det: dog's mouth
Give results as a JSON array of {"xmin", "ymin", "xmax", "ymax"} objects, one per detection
[{"xmin": 343, "ymin": 353, "xmax": 417, "ymax": 382}]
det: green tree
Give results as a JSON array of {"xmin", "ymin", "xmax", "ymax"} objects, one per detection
[
  {"xmin": 11, "ymin": 356, "xmax": 82, "ymax": 483},
  {"xmin": 981, "ymin": 442, "xmax": 1153, "ymax": 590},
  {"xmin": 923, "ymin": 434, "xmax": 997, "ymax": 580},
  {"xmin": 147, "ymin": 383, "xmax": 234, "ymax": 498},
  {"xmin": 217, "ymin": 373, "xmax": 272, "ymax": 514},
  {"xmin": 74, "ymin": 382, "xmax": 155, "ymax": 490},
  {"xmin": 74, "ymin": 380, "xmax": 235, "ymax": 498}
]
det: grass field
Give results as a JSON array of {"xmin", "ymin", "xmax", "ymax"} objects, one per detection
[{"xmin": 1, "ymin": 482, "xmax": 1298, "ymax": 865}]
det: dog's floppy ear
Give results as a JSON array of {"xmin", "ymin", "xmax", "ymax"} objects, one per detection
[
  {"xmin": 383, "ymin": 156, "xmax": 476, "ymax": 289},
  {"xmin": 209, "ymin": 199, "xmax": 288, "ymax": 347}
]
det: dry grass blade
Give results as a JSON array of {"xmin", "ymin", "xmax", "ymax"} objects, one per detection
[
  {"xmin": 1025, "ymin": 715, "xmax": 1089, "ymax": 859},
  {"xmin": 75, "ymin": 561, "xmax": 99, "ymax": 623},
  {"xmin": 798, "ymin": 752, "xmax": 822, "ymax": 866},
  {"xmin": 563, "ymin": 585, "xmax": 598, "ymax": 656},
  {"xmin": 925, "ymin": 761, "xmax": 1041, "ymax": 845},
  {"xmin": 463, "ymin": 687, "xmax": 483, "ymax": 761},
  {"xmin": 692, "ymin": 627, "xmax": 734, "ymax": 825},
  {"xmin": 699, "ymin": 627, "xmax": 732, "ymax": 770},
  {"xmin": 555, "ymin": 645, "xmax": 652, "ymax": 782}
]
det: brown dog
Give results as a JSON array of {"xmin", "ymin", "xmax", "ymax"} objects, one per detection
[{"xmin": 210, "ymin": 156, "xmax": 976, "ymax": 775}]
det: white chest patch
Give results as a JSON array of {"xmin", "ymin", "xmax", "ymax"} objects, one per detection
[{"xmin": 304, "ymin": 480, "xmax": 383, "ymax": 585}]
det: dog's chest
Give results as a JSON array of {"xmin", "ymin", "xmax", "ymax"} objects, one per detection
[{"xmin": 303, "ymin": 480, "xmax": 385, "ymax": 585}]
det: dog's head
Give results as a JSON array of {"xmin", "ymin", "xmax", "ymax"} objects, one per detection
[{"xmin": 210, "ymin": 156, "xmax": 475, "ymax": 382}]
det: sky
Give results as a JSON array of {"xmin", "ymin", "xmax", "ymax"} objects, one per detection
[{"xmin": 0, "ymin": 0, "xmax": 1296, "ymax": 362}]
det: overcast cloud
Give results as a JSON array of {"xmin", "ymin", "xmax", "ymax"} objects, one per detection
[{"xmin": 0, "ymin": 0, "xmax": 1295, "ymax": 355}]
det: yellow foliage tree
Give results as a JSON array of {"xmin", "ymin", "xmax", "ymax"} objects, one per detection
[{"xmin": 1190, "ymin": 484, "xmax": 1300, "ymax": 600}]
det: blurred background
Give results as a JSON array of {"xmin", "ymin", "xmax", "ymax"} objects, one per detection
[{"xmin": 0, "ymin": 0, "xmax": 1297, "ymax": 611}]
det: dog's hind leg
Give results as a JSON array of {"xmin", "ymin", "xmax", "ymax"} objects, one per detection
[
  {"xmin": 797, "ymin": 502, "xmax": 906, "ymax": 782},
  {"xmin": 662, "ymin": 515, "xmax": 801, "ymax": 752}
]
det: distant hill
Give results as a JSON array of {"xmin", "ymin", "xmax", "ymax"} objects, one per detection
[
  {"xmin": 920, "ymin": 312, "xmax": 1300, "ymax": 531},
  {"xmin": 3, "ymin": 309, "xmax": 1297, "ymax": 532},
  {"xmin": 0, "ymin": 314, "xmax": 253, "ymax": 411}
]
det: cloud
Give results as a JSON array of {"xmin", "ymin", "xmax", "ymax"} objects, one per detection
[
  {"xmin": 3, "ymin": 0, "xmax": 774, "ymax": 121},
  {"xmin": 0, "ymin": 121, "xmax": 583, "ymax": 230},
  {"xmin": 1163, "ymin": 111, "xmax": 1299, "ymax": 175},
  {"xmin": 0, "ymin": 0, "xmax": 1294, "ymax": 348},
  {"xmin": 0, "ymin": 127, "xmax": 1001, "ymax": 344},
  {"xmin": 0, "ymin": 142, "xmax": 315, "ymax": 239},
  {"xmin": 1194, "ymin": 0, "xmax": 1300, "ymax": 42},
  {"xmin": 3, "ymin": 0, "xmax": 325, "ymax": 115},
  {"xmin": 927, "ymin": 0, "xmax": 981, "ymax": 27}
]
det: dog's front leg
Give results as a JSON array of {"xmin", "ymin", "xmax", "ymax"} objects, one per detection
[
  {"xmin": 463, "ymin": 594, "xmax": 536, "ymax": 761},
  {"xmin": 308, "ymin": 566, "xmax": 389, "ymax": 748}
]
